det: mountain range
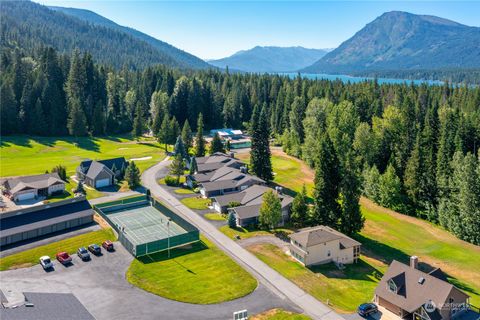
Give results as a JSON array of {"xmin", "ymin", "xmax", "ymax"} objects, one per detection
[
  {"xmin": 0, "ymin": 0, "xmax": 210, "ymax": 69},
  {"xmin": 303, "ymin": 11, "xmax": 480, "ymax": 74},
  {"xmin": 208, "ymin": 46, "xmax": 331, "ymax": 72}
]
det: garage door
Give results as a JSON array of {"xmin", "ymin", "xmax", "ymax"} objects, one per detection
[
  {"xmin": 17, "ymin": 192, "xmax": 35, "ymax": 201},
  {"xmin": 95, "ymin": 178, "xmax": 111, "ymax": 188}
]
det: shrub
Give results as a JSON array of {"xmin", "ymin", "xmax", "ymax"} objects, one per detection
[{"xmin": 164, "ymin": 175, "xmax": 178, "ymax": 186}]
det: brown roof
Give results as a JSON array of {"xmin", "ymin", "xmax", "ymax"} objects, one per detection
[
  {"xmin": 4, "ymin": 173, "xmax": 65, "ymax": 195},
  {"xmin": 289, "ymin": 225, "xmax": 361, "ymax": 248},
  {"xmin": 375, "ymin": 260, "xmax": 469, "ymax": 313}
]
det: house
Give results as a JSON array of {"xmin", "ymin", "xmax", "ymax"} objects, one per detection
[
  {"xmin": 209, "ymin": 129, "xmax": 251, "ymax": 149},
  {"xmin": 76, "ymin": 157, "xmax": 128, "ymax": 189},
  {"xmin": 186, "ymin": 152, "xmax": 244, "ymax": 178},
  {"xmin": 289, "ymin": 225, "xmax": 361, "ymax": 266},
  {"xmin": 2, "ymin": 173, "xmax": 65, "ymax": 202},
  {"xmin": 374, "ymin": 257, "xmax": 470, "ymax": 320},
  {"xmin": 226, "ymin": 187, "xmax": 293, "ymax": 227},
  {"xmin": 189, "ymin": 166, "xmax": 265, "ymax": 197}
]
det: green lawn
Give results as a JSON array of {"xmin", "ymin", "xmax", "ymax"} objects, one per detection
[
  {"xmin": 204, "ymin": 213, "xmax": 226, "ymax": 221},
  {"xmin": 219, "ymin": 225, "xmax": 293, "ymax": 241},
  {"xmin": 126, "ymin": 236, "xmax": 257, "ymax": 304},
  {"xmin": 248, "ymin": 244, "xmax": 385, "ymax": 313},
  {"xmin": 174, "ymin": 188, "xmax": 195, "ymax": 195},
  {"xmin": 0, "ymin": 228, "xmax": 116, "ymax": 271},
  {"xmin": 180, "ymin": 197, "xmax": 210, "ymax": 210},
  {"xmin": 252, "ymin": 309, "xmax": 311, "ymax": 320},
  {"xmin": 0, "ymin": 135, "xmax": 165, "ymax": 200}
]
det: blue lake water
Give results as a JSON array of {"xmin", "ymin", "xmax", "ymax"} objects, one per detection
[{"xmin": 281, "ymin": 72, "xmax": 444, "ymax": 86}]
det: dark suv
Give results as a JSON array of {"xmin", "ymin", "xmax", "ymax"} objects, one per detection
[
  {"xmin": 88, "ymin": 244, "xmax": 101, "ymax": 255},
  {"xmin": 357, "ymin": 303, "xmax": 378, "ymax": 317}
]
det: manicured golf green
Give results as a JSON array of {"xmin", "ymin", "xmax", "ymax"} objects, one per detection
[
  {"xmin": 126, "ymin": 236, "xmax": 257, "ymax": 304},
  {"xmin": 0, "ymin": 228, "xmax": 116, "ymax": 271}
]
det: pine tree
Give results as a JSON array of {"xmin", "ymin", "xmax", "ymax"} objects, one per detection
[
  {"xmin": 174, "ymin": 136, "xmax": 187, "ymax": 159},
  {"xmin": 125, "ymin": 161, "xmax": 140, "ymax": 189},
  {"xmin": 132, "ymin": 101, "xmax": 145, "ymax": 139},
  {"xmin": 210, "ymin": 132, "xmax": 225, "ymax": 154},
  {"xmin": 378, "ymin": 164, "xmax": 404, "ymax": 212},
  {"xmin": 51, "ymin": 165, "xmax": 67, "ymax": 181},
  {"xmin": 362, "ymin": 165, "xmax": 381, "ymax": 202},
  {"xmin": 170, "ymin": 154, "xmax": 185, "ymax": 185},
  {"xmin": 228, "ymin": 211, "xmax": 237, "ymax": 228},
  {"xmin": 189, "ymin": 157, "xmax": 198, "ymax": 175},
  {"xmin": 181, "ymin": 120, "xmax": 193, "ymax": 151},
  {"xmin": 92, "ymin": 102, "xmax": 105, "ymax": 136},
  {"xmin": 250, "ymin": 104, "xmax": 273, "ymax": 182},
  {"xmin": 170, "ymin": 117, "xmax": 181, "ymax": 145},
  {"xmin": 195, "ymin": 113, "xmax": 206, "ymax": 157},
  {"xmin": 0, "ymin": 82, "xmax": 18, "ymax": 134},
  {"xmin": 311, "ymin": 134, "xmax": 341, "ymax": 227},
  {"xmin": 74, "ymin": 181, "xmax": 86, "ymax": 195},
  {"xmin": 290, "ymin": 184, "xmax": 308, "ymax": 227},
  {"xmin": 157, "ymin": 114, "xmax": 170, "ymax": 151},
  {"xmin": 259, "ymin": 190, "xmax": 282, "ymax": 230},
  {"xmin": 67, "ymin": 98, "xmax": 88, "ymax": 137}
]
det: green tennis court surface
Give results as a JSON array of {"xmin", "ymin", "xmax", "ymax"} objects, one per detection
[
  {"xmin": 94, "ymin": 195, "xmax": 200, "ymax": 257},
  {"xmin": 108, "ymin": 205, "xmax": 187, "ymax": 245}
]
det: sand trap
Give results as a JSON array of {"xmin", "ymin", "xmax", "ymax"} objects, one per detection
[
  {"xmin": 118, "ymin": 147, "xmax": 130, "ymax": 150},
  {"xmin": 129, "ymin": 156, "xmax": 152, "ymax": 161}
]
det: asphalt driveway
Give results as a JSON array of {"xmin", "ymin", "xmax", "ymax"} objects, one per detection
[{"xmin": 0, "ymin": 242, "xmax": 300, "ymax": 320}]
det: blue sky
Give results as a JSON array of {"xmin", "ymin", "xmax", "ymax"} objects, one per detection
[{"xmin": 35, "ymin": 1, "xmax": 480, "ymax": 59}]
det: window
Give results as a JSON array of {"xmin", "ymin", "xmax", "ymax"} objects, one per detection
[
  {"xmin": 388, "ymin": 279, "xmax": 397, "ymax": 293},
  {"xmin": 327, "ymin": 250, "xmax": 331, "ymax": 257}
]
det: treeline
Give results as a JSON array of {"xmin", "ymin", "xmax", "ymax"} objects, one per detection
[
  {"xmin": 1, "ymin": 47, "xmax": 479, "ymax": 244},
  {"xmin": 352, "ymin": 68, "xmax": 480, "ymax": 85}
]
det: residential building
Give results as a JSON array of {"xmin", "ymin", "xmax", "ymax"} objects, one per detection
[
  {"xmin": 1, "ymin": 173, "xmax": 65, "ymax": 202},
  {"xmin": 0, "ymin": 196, "xmax": 94, "ymax": 247},
  {"xmin": 374, "ymin": 257, "xmax": 470, "ymax": 320},
  {"xmin": 76, "ymin": 157, "xmax": 128, "ymax": 189},
  {"xmin": 209, "ymin": 128, "xmax": 252, "ymax": 149},
  {"xmin": 186, "ymin": 152, "xmax": 244, "ymax": 176},
  {"xmin": 188, "ymin": 166, "xmax": 264, "ymax": 197},
  {"xmin": 289, "ymin": 226, "xmax": 361, "ymax": 266}
]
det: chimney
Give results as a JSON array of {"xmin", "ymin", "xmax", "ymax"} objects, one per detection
[{"xmin": 410, "ymin": 256, "xmax": 418, "ymax": 269}]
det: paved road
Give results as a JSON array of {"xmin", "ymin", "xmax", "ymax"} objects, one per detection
[
  {"xmin": 0, "ymin": 243, "xmax": 296, "ymax": 320},
  {"xmin": 142, "ymin": 159, "xmax": 344, "ymax": 320}
]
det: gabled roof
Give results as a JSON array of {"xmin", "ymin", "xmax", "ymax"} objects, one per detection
[
  {"xmin": 289, "ymin": 225, "xmax": 361, "ymax": 248},
  {"xmin": 4, "ymin": 173, "xmax": 65, "ymax": 194},
  {"xmin": 79, "ymin": 157, "xmax": 126, "ymax": 180},
  {"xmin": 375, "ymin": 260, "xmax": 470, "ymax": 313},
  {"xmin": 212, "ymin": 184, "xmax": 270, "ymax": 207},
  {"xmin": 229, "ymin": 188, "xmax": 293, "ymax": 220},
  {"xmin": 85, "ymin": 161, "xmax": 114, "ymax": 180}
]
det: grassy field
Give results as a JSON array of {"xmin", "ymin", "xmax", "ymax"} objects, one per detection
[
  {"xmin": 174, "ymin": 188, "xmax": 195, "ymax": 195},
  {"xmin": 220, "ymin": 225, "xmax": 293, "ymax": 240},
  {"xmin": 0, "ymin": 135, "xmax": 165, "ymax": 199},
  {"xmin": 204, "ymin": 213, "xmax": 226, "ymax": 221},
  {"xmin": 126, "ymin": 236, "xmax": 257, "ymax": 304},
  {"xmin": 249, "ymin": 244, "xmax": 385, "ymax": 313},
  {"xmin": 180, "ymin": 196, "xmax": 211, "ymax": 210},
  {"xmin": 0, "ymin": 228, "xmax": 115, "ymax": 271},
  {"xmin": 252, "ymin": 309, "xmax": 311, "ymax": 320},
  {"xmin": 239, "ymin": 148, "xmax": 480, "ymax": 307}
]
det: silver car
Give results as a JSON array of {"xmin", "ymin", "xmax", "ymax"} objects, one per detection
[{"xmin": 39, "ymin": 256, "xmax": 53, "ymax": 270}]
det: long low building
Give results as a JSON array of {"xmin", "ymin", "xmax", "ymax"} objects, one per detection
[{"xmin": 0, "ymin": 196, "xmax": 94, "ymax": 247}]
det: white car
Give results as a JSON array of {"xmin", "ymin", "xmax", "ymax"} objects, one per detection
[{"xmin": 39, "ymin": 256, "xmax": 53, "ymax": 270}]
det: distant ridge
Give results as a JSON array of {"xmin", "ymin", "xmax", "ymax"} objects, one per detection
[
  {"xmin": 303, "ymin": 11, "xmax": 480, "ymax": 73},
  {"xmin": 209, "ymin": 46, "xmax": 331, "ymax": 72}
]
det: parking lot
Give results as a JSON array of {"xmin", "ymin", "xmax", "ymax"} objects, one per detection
[{"xmin": 0, "ymin": 242, "xmax": 301, "ymax": 320}]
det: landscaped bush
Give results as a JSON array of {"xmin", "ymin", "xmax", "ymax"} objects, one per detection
[{"xmin": 164, "ymin": 175, "xmax": 178, "ymax": 186}]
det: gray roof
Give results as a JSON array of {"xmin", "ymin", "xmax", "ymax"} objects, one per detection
[
  {"xmin": 78, "ymin": 157, "xmax": 127, "ymax": 180},
  {"xmin": 230, "ymin": 189, "xmax": 293, "ymax": 220},
  {"xmin": 0, "ymin": 292, "xmax": 95, "ymax": 320},
  {"xmin": 214, "ymin": 185, "xmax": 292, "ymax": 207},
  {"xmin": 85, "ymin": 161, "xmax": 114, "ymax": 180},
  {"xmin": 4, "ymin": 173, "xmax": 64, "ymax": 195},
  {"xmin": 193, "ymin": 153, "xmax": 244, "ymax": 173},
  {"xmin": 375, "ymin": 260, "xmax": 469, "ymax": 313},
  {"xmin": 289, "ymin": 225, "xmax": 361, "ymax": 248},
  {"xmin": 193, "ymin": 166, "xmax": 265, "ymax": 192}
]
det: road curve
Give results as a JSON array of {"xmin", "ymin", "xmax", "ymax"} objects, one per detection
[{"xmin": 141, "ymin": 159, "xmax": 344, "ymax": 320}]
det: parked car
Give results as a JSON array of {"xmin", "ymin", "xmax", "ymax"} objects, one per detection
[
  {"xmin": 39, "ymin": 256, "xmax": 53, "ymax": 270},
  {"xmin": 77, "ymin": 247, "xmax": 90, "ymax": 261},
  {"xmin": 56, "ymin": 252, "xmax": 72, "ymax": 265},
  {"xmin": 102, "ymin": 240, "xmax": 114, "ymax": 252},
  {"xmin": 357, "ymin": 303, "xmax": 378, "ymax": 317},
  {"xmin": 88, "ymin": 244, "xmax": 101, "ymax": 255}
]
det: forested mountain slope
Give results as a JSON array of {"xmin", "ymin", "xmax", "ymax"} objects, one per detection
[
  {"xmin": 49, "ymin": 6, "xmax": 211, "ymax": 70},
  {"xmin": 304, "ymin": 11, "xmax": 480, "ymax": 73},
  {"xmin": 209, "ymin": 46, "xmax": 330, "ymax": 72},
  {"xmin": 0, "ymin": 0, "xmax": 209, "ymax": 69}
]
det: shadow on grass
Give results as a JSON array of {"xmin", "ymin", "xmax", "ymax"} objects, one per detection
[
  {"xmin": 308, "ymin": 259, "xmax": 383, "ymax": 282},
  {"xmin": 353, "ymin": 234, "xmax": 410, "ymax": 266},
  {"xmin": 138, "ymin": 142, "xmax": 160, "ymax": 148},
  {"xmin": 269, "ymin": 182, "xmax": 313, "ymax": 203},
  {"xmin": 137, "ymin": 241, "xmax": 208, "ymax": 264},
  {"xmin": 448, "ymin": 276, "xmax": 480, "ymax": 297},
  {"xmin": 0, "ymin": 135, "xmax": 34, "ymax": 148}
]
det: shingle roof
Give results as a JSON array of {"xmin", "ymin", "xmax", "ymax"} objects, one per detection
[
  {"xmin": 230, "ymin": 189, "xmax": 293, "ymax": 220},
  {"xmin": 0, "ymin": 292, "xmax": 95, "ymax": 320},
  {"xmin": 79, "ymin": 157, "xmax": 126, "ymax": 180},
  {"xmin": 4, "ymin": 173, "xmax": 64, "ymax": 195},
  {"xmin": 85, "ymin": 161, "xmax": 113, "ymax": 180},
  {"xmin": 289, "ymin": 225, "xmax": 361, "ymax": 248},
  {"xmin": 375, "ymin": 260, "xmax": 469, "ymax": 313},
  {"xmin": 0, "ymin": 200, "xmax": 93, "ymax": 237},
  {"xmin": 212, "ymin": 184, "xmax": 270, "ymax": 207}
]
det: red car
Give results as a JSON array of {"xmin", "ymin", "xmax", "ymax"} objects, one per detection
[
  {"xmin": 102, "ymin": 240, "xmax": 114, "ymax": 252},
  {"xmin": 56, "ymin": 252, "xmax": 72, "ymax": 265}
]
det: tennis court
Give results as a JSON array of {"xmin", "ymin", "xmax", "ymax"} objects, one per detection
[{"xmin": 94, "ymin": 195, "xmax": 200, "ymax": 257}]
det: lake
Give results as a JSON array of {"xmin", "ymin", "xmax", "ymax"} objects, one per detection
[{"xmin": 281, "ymin": 72, "xmax": 444, "ymax": 86}]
